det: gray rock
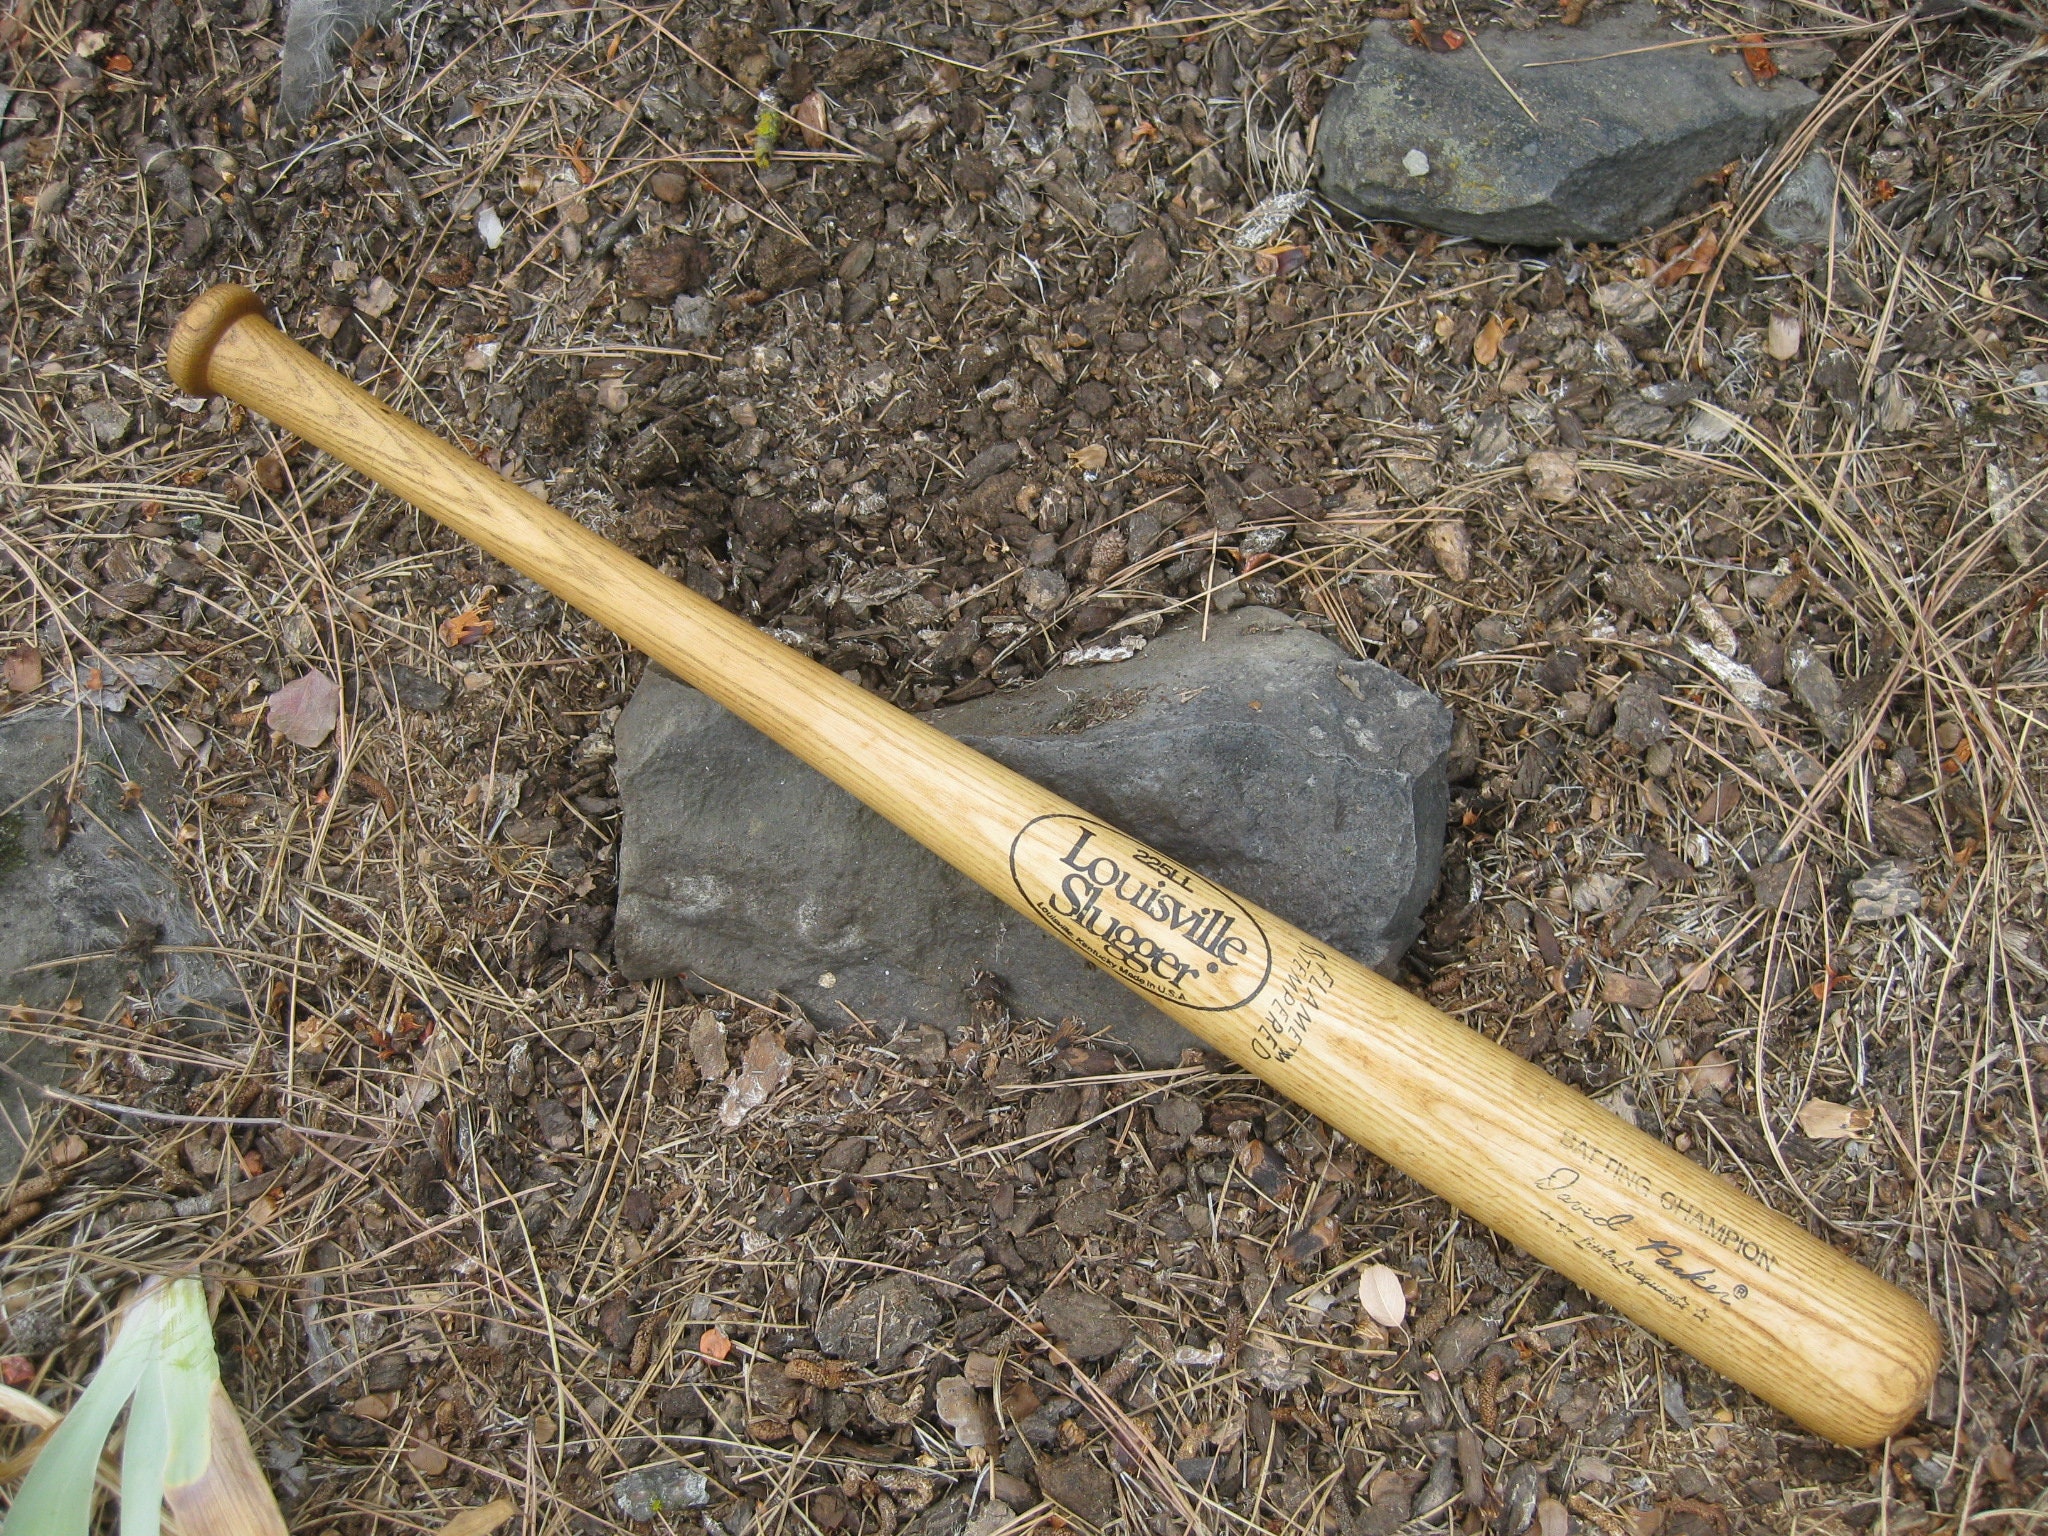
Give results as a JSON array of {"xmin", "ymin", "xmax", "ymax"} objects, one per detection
[
  {"xmin": 1317, "ymin": 5, "xmax": 1817, "ymax": 245},
  {"xmin": 814, "ymin": 1275, "xmax": 939, "ymax": 1365},
  {"xmin": 613, "ymin": 608, "xmax": 1452, "ymax": 1067},
  {"xmin": 0, "ymin": 708, "xmax": 233, "ymax": 1176},
  {"xmin": 611, "ymin": 1461, "xmax": 710, "ymax": 1520},
  {"xmin": 1760, "ymin": 151, "xmax": 1843, "ymax": 246}
]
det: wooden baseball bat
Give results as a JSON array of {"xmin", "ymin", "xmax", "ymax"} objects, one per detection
[{"xmin": 167, "ymin": 285, "xmax": 1937, "ymax": 1447}]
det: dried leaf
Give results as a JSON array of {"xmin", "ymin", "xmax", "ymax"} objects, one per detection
[
  {"xmin": 1796, "ymin": 1098, "xmax": 1871, "ymax": 1140},
  {"xmin": 718, "ymin": 1029, "xmax": 792, "ymax": 1129},
  {"xmin": 1600, "ymin": 971, "xmax": 1663, "ymax": 1010},
  {"xmin": 688, "ymin": 1009, "xmax": 728, "ymax": 1083},
  {"xmin": 1680, "ymin": 1049, "xmax": 1736, "ymax": 1097},
  {"xmin": 440, "ymin": 603, "xmax": 497, "ymax": 647},
  {"xmin": 437, "ymin": 1498, "xmax": 519, "ymax": 1536},
  {"xmin": 699, "ymin": 1327, "xmax": 733, "ymax": 1362},
  {"xmin": 1356, "ymin": 1264, "xmax": 1407, "ymax": 1329},
  {"xmin": 406, "ymin": 1437, "xmax": 451, "ymax": 1475},
  {"xmin": 266, "ymin": 668, "xmax": 340, "ymax": 748},
  {"xmin": 1740, "ymin": 33, "xmax": 1778, "ymax": 80},
  {"xmin": 1651, "ymin": 227, "xmax": 1718, "ymax": 288},
  {"xmin": 1472, "ymin": 314, "xmax": 1506, "ymax": 367},
  {"xmin": 792, "ymin": 91, "xmax": 828, "ymax": 149},
  {"xmin": 1426, "ymin": 519, "xmax": 1472, "ymax": 582},
  {"xmin": 3, "ymin": 646, "xmax": 41, "ymax": 693}
]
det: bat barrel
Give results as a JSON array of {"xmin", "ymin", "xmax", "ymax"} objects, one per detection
[{"xmin": 165, "ymin": 286, "xmax": 1940, "ymax": 1447}]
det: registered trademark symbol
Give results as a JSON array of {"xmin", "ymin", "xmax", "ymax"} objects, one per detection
[{"xmin": 1207, "ymin": 962, "xmax": 1218, "ymax": 973}]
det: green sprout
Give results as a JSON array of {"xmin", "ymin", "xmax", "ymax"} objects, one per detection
[{"xmin": 3, "ymin": 1275, "xmax": 285, "ymax": 1536}]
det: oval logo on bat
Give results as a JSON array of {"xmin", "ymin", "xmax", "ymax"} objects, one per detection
[{"xmin": 1008, "ymin": 813, "xmax": 1271, "ymax": 1011}]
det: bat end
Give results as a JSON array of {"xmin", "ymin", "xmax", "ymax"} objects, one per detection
[{"xmin": 166, "ymin": 285, "xmax": 268, "ymax": 398}]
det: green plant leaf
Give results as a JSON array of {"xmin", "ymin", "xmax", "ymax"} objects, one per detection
[
  {"xmin": 0, "ymin": 1290, "xmax": 159, "ymax": 1536},
  {"xmin": 154, "ymin": 1277, "xmax": 219, "ymax": 1495},
  {"xmin": 119, "ymin": 1358, "xmax": 168, "ymax": 1536}
]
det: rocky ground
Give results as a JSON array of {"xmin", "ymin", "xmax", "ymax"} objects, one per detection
[{"xmin": 0, "ymin": 0, "xmax": 2044, "ymax": 1532}]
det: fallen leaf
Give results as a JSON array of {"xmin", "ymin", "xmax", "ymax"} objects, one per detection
[
  {"xmin": 0, "ymin": 1357, "xmax": 32, "ymax": 1386},
  {"xmin": 3, "ymin": 647, "xmax": 40, "ymax": 693},
  {"xmin": 1356, "ymin": 1264, "xmax": 1407, "ymax": 1328},
  {"xmin": 1680, "ymin": 1049, "xmax": 1736, "ymax": 1097},
  {"xmin": 436, "ymin": 1498, "xmax": 519, "ymax": 1536},
  {"xmin": 1796, "ymin": 1098, "xmax": 1871, "ymax": 1140},
  {"xmin": 718, "ymin": 1029, "xmax": 793, "ymax": 1129},
  {"xmin": 1426, "ymin": 519, "xmax": 1472, "ymax": 582},
  {"xmin": 1739, "ymin": 33, "xmax": 1778, "ymax": 80},
  {"xmin": 1472, "ymin": 314, "xmax": 1506, "ymax": 367},
  {"xmin": 406, "ymin": 1437, "xmax": 451, "ymax": 1476},
  {"xmin": 699, "ymin": 1327, "xmax": 733, "ymax": 1362},
  {"xmin": 792, "ymin": 91, "xmax": 828, "ymax": 148},
  {"xmin": 933, "ymin": 1376, "xmax": 998, "ymax": 1448},
  {"xmin": 266, "ymin": 669, "xmax": 340, "ymax": 748},
  {"xmin": 688, "ymin": 1009, "xmax": 728, "ymax": 1083},
  {"xmin": 1651, "ymin": 227, "xmax": 1719, "ymax": 288},
  {"xmin": 1600, "ymin": 971, "xmax": 1663, "ymax": 1010},
  {"xmin": 440, "ymin": 603, "xmax": 497, "ymax": 647}
]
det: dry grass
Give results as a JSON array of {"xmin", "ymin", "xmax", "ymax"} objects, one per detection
[{"xmin": 0, "ymin": 0, "xmax": 2042, "ymax": 1532}]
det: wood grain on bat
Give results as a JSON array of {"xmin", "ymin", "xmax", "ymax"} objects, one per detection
[{"xmin": 166, "ymin": 285, "xmax": 1941, "ymax": 1448}]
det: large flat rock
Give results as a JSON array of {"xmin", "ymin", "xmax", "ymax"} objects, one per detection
[
  {"xmin": 1317, "ymin": 4, "xmax": 1817, "ymax": 245},
  {"xmin": 612, "ymin": 609, "xmax": 1452, "ymax": 1065},
  {"xmin": 0, "ymin": 708, "xmax": 233, "ymax": 1174}
]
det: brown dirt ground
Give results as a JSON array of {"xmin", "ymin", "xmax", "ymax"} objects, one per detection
[{"xmin": 0, "ymin": 0, "xmax": 2044, "ymax": 1532}]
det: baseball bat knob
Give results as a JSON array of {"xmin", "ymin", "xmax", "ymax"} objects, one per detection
[{"xmin": 166, "ymin": 284, "xmax": 268, "ymax": 399}]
